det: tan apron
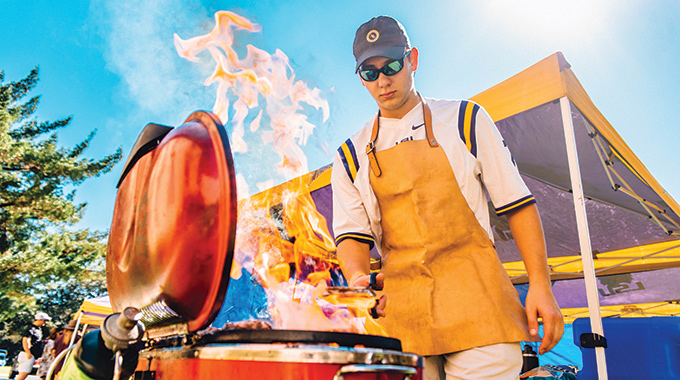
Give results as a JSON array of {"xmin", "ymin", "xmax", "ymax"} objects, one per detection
[{"xmin": 366, "ymin": 99, "xmax": 536, "ymax": 356}]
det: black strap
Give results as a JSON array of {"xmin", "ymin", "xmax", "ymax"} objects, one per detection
[
  {"xmin": 369, "ymin": 272, "xmax": 383, "ymax": 291},
  {"xmin": 370, "ymin": 300, "xmax": 379, "ymax": 319},
  {"xmin": 580, "ymin": 333, "xmax": 608, "ymax": 348}
]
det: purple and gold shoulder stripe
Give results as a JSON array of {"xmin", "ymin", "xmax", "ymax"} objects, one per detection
[
  {"xmin": 458, "ymin": 100, "xmax": 480, "ymax": 157},
  {"xmin": 338, "ymin": 138, "xmax": 360, "ymax": 183}
]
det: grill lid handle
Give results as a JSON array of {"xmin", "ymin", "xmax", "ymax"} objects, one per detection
[{"xmin": 333, "ymin": 364, "xmax": 417, "ymax": 380}]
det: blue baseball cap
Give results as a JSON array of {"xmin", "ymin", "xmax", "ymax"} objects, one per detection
[{"xmin": 353, "ymin": 16, "xmax": 411, "ymax": 72}]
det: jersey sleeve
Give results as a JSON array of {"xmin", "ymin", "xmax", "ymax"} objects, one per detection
[
  {"xmin": 473, "ymin": 105, "xmax": 536, "ymax": 216},
  {"xmin": 331, "ymin": 144, "xmax": 375, "ymax": 249}
]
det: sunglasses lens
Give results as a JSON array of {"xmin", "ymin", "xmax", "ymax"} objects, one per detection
[
  {"xmin": 360, "ymin": 69, "xmax": 380, "ymax": 81},
  {"xmin": 383, "ymin": 59, "xmax": 404, "ymax": 76}
]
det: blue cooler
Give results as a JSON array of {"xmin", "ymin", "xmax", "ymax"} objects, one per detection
[{"xmin": 572, "ymin": 317, "xmax": 680, "ymax": 379}]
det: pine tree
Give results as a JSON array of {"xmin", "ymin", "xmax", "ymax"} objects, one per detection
[{"xmin": 0, "ymin": 67, "xmax": 121, "ymax": 322}]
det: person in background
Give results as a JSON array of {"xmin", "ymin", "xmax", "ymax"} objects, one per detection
[
  {"xmin": 331, "ymin": 15, "xmax": 564, "ymax": 379},
  {"xmin": 51, "ymin": 320, "xmax": 79, "ymax": 379},
  {"xmin": 37, "ymin": 326, "xmax": 61, "ymax": 380},
  {"xmin": 16, "ymin": 312, "xmax": 51, "ymax": 380}
]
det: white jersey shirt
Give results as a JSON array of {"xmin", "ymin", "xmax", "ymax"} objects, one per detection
[{"xmin": 331, "ymin": 97, "xmax": 535, "ymax": 255}]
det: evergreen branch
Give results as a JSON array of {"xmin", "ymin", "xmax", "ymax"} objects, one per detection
[
  {"xmin": 8, "ymin": 67, "xmax": 39, "ymax": 103},
  {"xmin": 7, "ymin": 95, "xmax": 40, "ymax": 124},
  {"xmin": 9, "ymin": 116, "xmax": 70, "ymax": 140},
  {"xmin": 68, "ymin": 129, "xmax": 95, "ymax": 158},
  {"xmin": 1, "ymin": 163, "xmax": 44, "ymax": 172}
]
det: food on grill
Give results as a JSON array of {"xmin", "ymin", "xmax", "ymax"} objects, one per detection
[{"xmin": 221, "ymin": 319, "xmax": 273, "ymax": 330}]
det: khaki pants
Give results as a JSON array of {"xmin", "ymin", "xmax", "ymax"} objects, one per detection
[{"xmin": 423, "ymin": 342, "xmax": 522, "ymax": 380}]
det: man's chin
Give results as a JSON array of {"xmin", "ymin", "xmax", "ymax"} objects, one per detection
[{"xmin": 378, "ymin": 98, "xmax": 404, "ymax": 112}]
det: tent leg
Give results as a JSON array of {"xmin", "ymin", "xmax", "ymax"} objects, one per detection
[
  {"xmin": 560, "ymin": 96, "xmax": 608, "ymax": 379},
  {"xmin": 70, "ymin": 313, "xmax": 83, "ymax": 347}
]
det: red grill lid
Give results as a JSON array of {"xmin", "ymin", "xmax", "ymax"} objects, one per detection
[{"xmin": 106, "ymin": 111, "xmax": 237, "ymax": 332}]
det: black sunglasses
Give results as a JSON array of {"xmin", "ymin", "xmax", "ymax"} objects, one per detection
[{"xmin": 358, "ymin": 51, "xmax": 411, "ymax": 82}]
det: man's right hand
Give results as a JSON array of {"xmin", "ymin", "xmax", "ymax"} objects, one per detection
[{"xmin": 336, "ymin": 239, "xmax": 386, "ymax": 317}]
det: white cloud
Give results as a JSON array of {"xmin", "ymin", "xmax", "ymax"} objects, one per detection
[{"xmin": 87, "ymin": 1, "xmax": 333, "ymax": 191}]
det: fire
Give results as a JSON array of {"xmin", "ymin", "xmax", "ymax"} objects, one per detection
[
  {"xmin": 235, "ymin": 177, "xmax": 385, "ymax": 334},
  {"xmin": 175, "ymin": 11, "xmax": 383, "ymax": 335},
  {"xmin": 174, "ymin": 10, "xmax": 330, "ymax": 181}
]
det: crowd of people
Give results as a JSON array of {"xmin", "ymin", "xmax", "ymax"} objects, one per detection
[{"xmin": 9, "ymin": 313, "xmax": 79, "ymax": 380}]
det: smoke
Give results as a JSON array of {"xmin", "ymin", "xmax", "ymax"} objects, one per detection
[
  {"xmin": 88, "ymin": 0, "xmax": 212, "ymax": 120},
  {"xmin": 89, "ymin": 2, "xmax": 332, "ymax": 193}
]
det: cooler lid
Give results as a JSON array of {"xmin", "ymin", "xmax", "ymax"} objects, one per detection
[{"xmin": 106, "ymin": 111, "xmax": 237, "ymax": 332}]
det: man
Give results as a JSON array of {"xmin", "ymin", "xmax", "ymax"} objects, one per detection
[
  {"xmin": 331, "ymin": 16, "xmax": 564, "ymax": 379},
  {"xmin": 16, "ymin": 312, "xmax": 51, "ymax": 380}
]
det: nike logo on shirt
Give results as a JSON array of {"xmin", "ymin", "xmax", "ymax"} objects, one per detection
[{"xmin": 411, "ymin": 123, "xmax": 424, "ymax": 130}]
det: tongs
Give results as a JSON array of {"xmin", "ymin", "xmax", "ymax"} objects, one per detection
[{"xmin": 321, "ymin": 273, "xmax": 383, "ymax": 318}]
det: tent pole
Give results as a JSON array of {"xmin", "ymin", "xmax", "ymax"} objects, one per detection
[
  {"xmin": 559, "ymin": 96, "xmax": 608, "ymax": 379},
  {"xmin": 70, "ymin": 312, "xmax": 83, "ymax": 347}
]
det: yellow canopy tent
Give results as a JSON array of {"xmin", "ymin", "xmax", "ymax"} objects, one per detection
[
  {"xmin": 467, "ymin": 56, "xmax": 680, "ymax": 378},
  {"xmin": 470, "ymin": 52, "xmax": 680, "ymax": 279},
  {"xmin": 466, "ymin": 53, "xmax": 680, "ymax": 331},
  {"xmin": 72, "ymin": 295, "xmax": 112, "ymax": 328}
]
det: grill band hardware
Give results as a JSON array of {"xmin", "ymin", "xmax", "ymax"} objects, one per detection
[{"xmin": 334, "ymin": 364, "xmax": 416, "ymax": 380}]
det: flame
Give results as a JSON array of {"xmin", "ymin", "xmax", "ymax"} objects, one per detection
[
  {"xmin": 174, "ymin": 10, "xmax": 330, "ymax": 181},
  {"xmin": 231, "ymin": 176, "xmax": 386, "ymax": 335},
  {"xmin": 177, "ymin": 11, "xmax": 383, "ymax": 335}
]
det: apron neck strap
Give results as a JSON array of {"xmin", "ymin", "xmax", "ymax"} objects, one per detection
[
  {"xmin": 366, "ymin": 94, "xmax": 438, "ymax": 177},
  {"xmin": 421, "ymin": 96, "xmax": 438, "ymax": 147}
]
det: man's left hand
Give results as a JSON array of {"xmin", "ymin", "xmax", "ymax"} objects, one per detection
[{"xmin": 525, "ymin": 284, "xmax": 564, "ymax": 355}]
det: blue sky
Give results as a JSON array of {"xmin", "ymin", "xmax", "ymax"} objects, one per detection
[{"xmin": 2, "ymin": 0, "xmax": 679, "ymax": 232}]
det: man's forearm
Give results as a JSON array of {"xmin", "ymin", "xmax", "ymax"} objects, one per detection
[
  {"xmin": 506, "ymin": 203, "xmax": 551, "ymax": 287},
  {"xmin": 507, "ymin": 202, "xmax": 564, "ymax": 354},
  {"xmin": 336, "ymin": 239, "xmax": 372, "ymax": 285}
]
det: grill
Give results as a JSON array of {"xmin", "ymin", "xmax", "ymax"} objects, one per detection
[
  {"xmin": 109, "ymin": 111, "xmax": 422, "ymax": 380},
  {"xmin": 135, "ymin": 343, "xmax": 419, "ymax": 380}
]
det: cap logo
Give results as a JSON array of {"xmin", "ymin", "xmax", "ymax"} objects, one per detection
[{"xmin": 366, "ymin": 30, "xmax": 379, "ymax": 43}]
